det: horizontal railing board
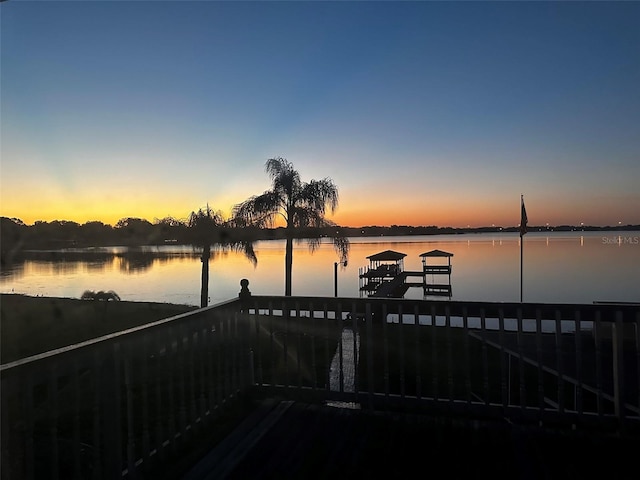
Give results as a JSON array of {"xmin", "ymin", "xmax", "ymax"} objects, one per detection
[
  {"xmin": 0, "ymin": 298, "xmax": 240, "ymax": 372},
  {"xmin": 245, "ymin": 296, "xmax": 640, "ymax": 323}
]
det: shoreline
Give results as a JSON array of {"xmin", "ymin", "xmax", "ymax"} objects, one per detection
[{"xmin": 2, "ymin": 224, "xmax": 639, "ymax": 255}]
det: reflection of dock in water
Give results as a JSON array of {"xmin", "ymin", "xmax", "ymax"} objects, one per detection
[{"xmin": 359, "ymin": 249, "xmax": 453, "ymax": 298}]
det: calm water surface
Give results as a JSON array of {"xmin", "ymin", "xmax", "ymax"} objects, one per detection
[{"xmin": 1, "ymin": 232, "xmax": 638, "ymax": 306}]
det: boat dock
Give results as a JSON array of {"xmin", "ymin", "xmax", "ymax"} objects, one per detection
[{"xmin": 359, "ymin": 249, "xmax": 454, "ymax": 298}]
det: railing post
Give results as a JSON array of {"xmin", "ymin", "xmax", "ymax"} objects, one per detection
[
  {"xmin": 517, "ymin": 307, "xmax": 526, "ymax": 415},
  {"xmin": 337, "ymin": 302, "xmax": 344, "ymax": 393},
  {"xmin": 443, "ymin": 305, "xmax": 453, "ymax": 406},
  {"xmin": 101, "ymin": 343, "xmax": 123, "ymax": 478},
  {"xmin": 296, "ymin": 300, "xmax": 302, "ymax": 392},
  {"xmin": 48, "ymin": 362, "xmax": 59, "ymax": 480},
  {"xmin": 430, "ymin": 303, "xmax": 438, "ymax": 402},
  {"xmin": 177, "ymin": 323, "xmax": 188, "ymax": 441},
  {"xmin": 480, "ymin": 307, "xmax": 489, "ymax": 406},
  {"xmin": 498, "ymin": 308, "xmax": 507, "ymax": 413},
  {"xmin": 535, "ymin": 309, "xmax": 544, "ymax": 424},
  {"xmin": 636, "ymin": 310, "xmax": 640, "ymax": 419},
  {"xmin": 594, "ymin": 311, "xmax": 604, "ymax": 419},
  {"xmin": 140, "ymin": 335, "xmax": 151, "ymax": 462},
  {"xmin": 92, "ymin": 350, "xmax": 102, "ymax": 480},
  {"xmin": 612, "ymin": 311, "xmax": 625, "ymax": 426},
  {"xmin": 415, "ymin": 304, "xmax": 422, "ymax": 402},
  {"xmin": 123, "ymin": 347, "xmax": 137, "ymax": 479},
  {"xmin": 239, "ymin": 278, "xmax": 251, "ymax": 308},
  {"xmin": 351, "ymin": 300, "xmax": 360, "ymax": 401},
  {"xmin": 72, "ymin": 358, "xmax": 82, "ymax": 480},
  {"xmin": 382, "ymin": 303, "xmax": 390, "ymax": 404},
  {"xmin": 574, "ymin": 309, "xmax": 583, "ymax": 417},
  {"xmin": 462, "ymin": 306, "xmax": 470, "ymax": 407},
  {"xmin": 366, "ymin": 302, "xmax": 374, "ymax": 409},
  {"xmin": 323, "ymin": 301, "xmax": 330, "ymax": 393},
  {"xmin": 398, "ymin": 303, "xmax": 405, "ymax": 403},
  {"xmin": 240, "ymin": 278, "xmax": 254, "ymax": 388},
  {"xmin": 0, "ymin": 373, "xmax": 13, "ymax": 479},
  {"xmin": 153, "ymin": 329, "xmax": 167, "ymax": 463},
  {"xmin": 309, "ymin": 301, "xmax": 318, "ymax": 391},
  {"xmin": 555, "ymin": 310, "xmax": 564, "ymax": 415}
]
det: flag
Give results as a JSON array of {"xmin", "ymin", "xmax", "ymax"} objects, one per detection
[{"xmin": 520, "ymin": 196, "xmax": 528, "ymax": 237}]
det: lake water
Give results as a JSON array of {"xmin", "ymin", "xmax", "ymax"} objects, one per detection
[{"xmin": 1, "ymin": 231, "xmax": 639, "ymax": 306}]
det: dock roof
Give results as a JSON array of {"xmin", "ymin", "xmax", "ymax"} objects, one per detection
[
  {"xmin": 419, "ymin": 249, "xmax": 454, "ymax": 258},
  {"xmin": 366, "ymin": 250, "xmax": 406, "ymax": 261}
]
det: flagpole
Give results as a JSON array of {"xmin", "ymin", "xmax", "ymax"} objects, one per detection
[
  {"xmin": 520, "ymin": 223, "xmax": 523, "ymax": 302},
  {"xmin": 520, "ymin": 194, "xmax": 525, "ymax": 303}
]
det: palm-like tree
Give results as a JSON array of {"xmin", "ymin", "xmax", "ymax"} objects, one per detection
[
  {"xmin": 188, "ymin": 205, "xmax": 256, "ymax": 307},
  {"xmin": 233, "ymin": 157, "xmax": 349, "ymax": 296}
]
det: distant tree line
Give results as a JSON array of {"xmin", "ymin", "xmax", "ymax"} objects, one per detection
[
  {"xmin": 0, "ymin": 215, "xmax": 251, "ymax": 264},
  {"xmin": 0, "ymin": 217, "xmax": 441, "ymax": 266},
  {"xmin": 2, "ymin": 216, "xmax": 637, "ymax": 268}
]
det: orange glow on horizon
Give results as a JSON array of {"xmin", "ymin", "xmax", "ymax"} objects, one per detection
[
  {"xmin": 2, "ymin": 191, "xmax": 636, "ymax": 228},
  {"xmin": 3, "ymin": 205, "xmax": 635, "ymax": 229}
]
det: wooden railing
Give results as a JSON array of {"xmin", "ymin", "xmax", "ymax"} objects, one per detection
[
  {"xmin": 2, "ymin": 284, "xmax": 639, "ymax": 479},
  {"xmin": 1, "ymin": 298, "xmax": 253, "ymax": 480},
  {"xmin": 244, "ymin": 295, "xmax": 640, "ymax": 431}
]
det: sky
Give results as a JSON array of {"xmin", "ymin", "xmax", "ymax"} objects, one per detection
[{"xmin": 1, "ymin": 0, "xmax": 639, "ymax": 228}]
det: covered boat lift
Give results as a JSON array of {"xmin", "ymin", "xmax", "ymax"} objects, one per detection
[
  {"xmin": 365, "ymin": 250, "xmax": 406, "ymax": 276},
  {"xmin": 358, "ymin": 250, "xmax": 408, "ymax": 297},
  {"xmin": 419, "ymin": 249, "xmax": 453, "ymax": 298}
]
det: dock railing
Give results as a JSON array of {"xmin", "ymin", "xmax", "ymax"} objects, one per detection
[
  {"xmin": 245, "ymin": 295, "xmax": 639, "ymax": 429},
  {"xmin": 2, "ymin": 284, "xmax": 639, "ymax": 479},
  {"xmin": 1, "ymin": 298, "xmax": 252, "ymax": 480}
]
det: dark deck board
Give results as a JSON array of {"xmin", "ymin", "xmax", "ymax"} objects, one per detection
[{"xmin": 185, "ymin": 400, "xmax": 640, "ymax": 479}]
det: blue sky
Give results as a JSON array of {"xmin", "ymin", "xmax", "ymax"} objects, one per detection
[{"xmin": 2, "ymin": 0, "xmax": 639, "ymax": 227}]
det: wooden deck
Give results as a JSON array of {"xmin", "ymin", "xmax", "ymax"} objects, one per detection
[
  {"xmin": 4, "ymin": 295, "xmax": 638, "ymax": 479},
  {"xmin": 182, "ymin": 399, "xmax": 639, "ymax": 480}
]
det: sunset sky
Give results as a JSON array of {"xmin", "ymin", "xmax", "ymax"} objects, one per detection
[{"xmin": 2, "ymin": 1, "xmax": 639, "ymax": 228}]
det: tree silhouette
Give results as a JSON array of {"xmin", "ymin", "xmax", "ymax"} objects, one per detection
[
  {"xmin": 188, "ymin": 205, "xmax": 256, "ymax": 307},
  {"xmin": 154, "ymin": 216, "xmax": 188, "ymax": 242},
  {"xmin": 233, "ymin": 157, "xmax": 349, "ymax": 296},
  {"xmin": 114, "ymin": 217, "xmax": 155, "ymax": 244}
]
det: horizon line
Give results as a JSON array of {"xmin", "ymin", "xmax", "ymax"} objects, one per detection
[{"xmin": 2, "ymin": 216, "xmax": 639, "ymax": 231}]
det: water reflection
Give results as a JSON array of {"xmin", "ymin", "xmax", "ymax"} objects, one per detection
[
  {"xmin": 1, "ymin": 232, "xmax": 639, "ymax": 306},
  {"xmin": 86, "ymin": 260, "xmax": 108, "ymax": 273}
]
